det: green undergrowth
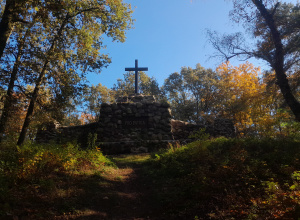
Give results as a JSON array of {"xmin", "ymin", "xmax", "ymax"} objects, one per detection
[
  {"xmin": 146, "ymin": 136, "xmax": 300, "ymax": 219},
  {"xmin": 0, "ymin": 142, "xmax": 115, "ymax": 217},
  {"xmin": 111, "ymin": 153, "xmax": 151, "ymax": 168},
  {"xmin": 1, "ymin": 136, "xmax": 300, "ymax": 219}
]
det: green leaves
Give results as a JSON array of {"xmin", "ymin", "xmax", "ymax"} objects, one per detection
[
  {"xmin": 163, "ymin": 64, "xmax": 219, "ymax": 122},
  {"xmin": 147, "ymin": 136, "xmax": 300, "ymax": 219},
  {"xmin": 112, "ymin": 71, "xmax": 162, "ymax": 98},
  {"xmin": 0, "ymin": 0, "xmax": 134, "ymax": 142}
]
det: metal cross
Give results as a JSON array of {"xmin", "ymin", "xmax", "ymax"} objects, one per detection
[{"xmin": 125, "ymin": 59, "xmax": 148, "ymax": 94}]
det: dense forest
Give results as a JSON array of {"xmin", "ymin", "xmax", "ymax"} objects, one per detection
[{"xmin": 0, "ymin": 0, "xmax": 299, "ymax": 219}]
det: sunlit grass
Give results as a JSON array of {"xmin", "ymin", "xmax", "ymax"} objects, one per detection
[{"xmin": 112, "ymin": 153, "xmax": 151, "ymax": 165}]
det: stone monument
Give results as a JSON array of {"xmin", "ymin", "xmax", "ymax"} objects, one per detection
[
  {"xmin": 97, "ymin": 94, "xmax": 173, "ymax": 154},
  {"xmin": 96, "ymin": 60, "xmax": 173, "ymax": 154},
  {"xmin": 35, "ymin": 59, "xmax": 236, "ymax": 154}
]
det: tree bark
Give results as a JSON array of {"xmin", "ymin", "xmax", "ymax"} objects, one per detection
[
  {"xmin": 253, "ymin": 0, "xmax": 300, "ymax": 122},
  {"xmin": 0, "ymin": 55, "xmax": 21, "ymax": 142},
  {"xmin": 17, "ymin": 62, "xmax": 48, "ymax": 145},
  {"xmin": 0, "ymin": 26, "xmax": 32, "ymax": 143},
  {"xmin": 0, "ymin": 0, "xmax": 19, "ymax": 59}
]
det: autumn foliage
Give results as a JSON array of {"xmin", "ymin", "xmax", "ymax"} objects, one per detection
[
  {"xmin": 162, "ymin": 61, "xmax": 298, "ymax": 137},
  {"xmin": 215, "ymin": 62, "xmax": 294, "ymax": 137}
]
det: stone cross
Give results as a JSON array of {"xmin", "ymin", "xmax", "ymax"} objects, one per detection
[{"xmin": 125, "ymin": 59, "xmax": 148, "ymax": 94}]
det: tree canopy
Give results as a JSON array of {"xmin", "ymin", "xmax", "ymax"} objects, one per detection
[
  {"xmin": 112, "ymin": 71, "xmax": 162, "ymax": 98},
  {"xmin": 0, "ymin": 0, "xmax": 133, "ymax": 144},
  {"xmin": 208, "ymin": 0, "xmax": 300, "ymax": 121}
]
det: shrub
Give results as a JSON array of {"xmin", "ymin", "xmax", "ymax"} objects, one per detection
[
  {"xmin": 0, "ymin": 141, "xmax": 114, "ymax": 214},
  {"xmin": 147, "ymin": 136, "xmax": 300, "ymax": 219}
]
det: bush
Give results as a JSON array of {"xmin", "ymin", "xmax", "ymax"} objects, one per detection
[
  {"xmin": 147, "ymin": 136, "xmax": 300, "ymax": 219},
  {"xmin": 0, "ymin": 141, "xmax": 114, "ymax": 215}
]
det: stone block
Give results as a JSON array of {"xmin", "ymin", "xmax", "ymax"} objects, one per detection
[
  {"xmin": 103, "ymin": 118, "xmax": 110, "ymax": 123},
  {"xmin": 101, "ymin": 103, "xmax": 110, "ymax": 108},
  {"xmin": 136, "ymin": 102, "xmax": 143, "ymax": 108},
  {"xmin": 102, "ymin": 107, "xmax": 112, "ymax": 113},
  {"xmin": 126, "ymin": 108, "xmax": 132, "ymax": 114},
  {"xmin": 138, "ymin": 109, "xmax": 145, "ymax": 114},
  {"xmin": 151, "ymin": 134, "xmax": 157, "ymax": 140},
  {"xmin": 157, "ymin": 133, "xmax": 163, "ymax": 140},
  {"xmin": 114, "ymin": 110, "xmax": 122, "ymax": 115},
  {"xmin": 161, "ymin": 102, "xmax": 170, "ymax": 108},
  {"xmin": 111, "ymin": 103, "xmax": 118, "ymax": 110}
]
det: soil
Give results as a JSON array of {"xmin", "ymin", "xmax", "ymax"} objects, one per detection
[
  {"xmin": 58, "ymin": 153, "xmax": 163, "ymax": 220},
  {"xmin": 5, "ymin": 154, "xmax": 172, "ymax": 220}
]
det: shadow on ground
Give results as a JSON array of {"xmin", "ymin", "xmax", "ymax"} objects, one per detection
[{"xmin": 11, "ymin": 154, "xmax": 164, "ymax": 220}]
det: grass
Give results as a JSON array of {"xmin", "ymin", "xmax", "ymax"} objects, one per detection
[
  {"xmin": 111, "ymin": 153, "xmax": 151, "ymax": 168},
  {"xmin": 0, "ymin": 142, "xmax": 154, "ymax": 219},
  {"xmin": 0, "ymin": 136, "xmax": 299, "ymax": 219},
  {"xmin": 0, "ymin": 142, "xmax": 115, "ymax": 218},
  {"xmin": 145, "ymin": 136, "xmax": 300, "ymax": 219}
]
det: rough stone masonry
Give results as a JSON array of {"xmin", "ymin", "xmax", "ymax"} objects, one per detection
[
  {"xmin": 96, "ymin": 94, "xmax": 173, "ymax": 154},
  {"xmin": 36, "ymin": 94, "xmax": 235, "ymax": 154}
]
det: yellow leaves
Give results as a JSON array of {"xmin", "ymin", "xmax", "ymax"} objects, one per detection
[
  {"xmin": 179, "ymin": 60, "xmax": 295, "ymax": 136},
  {"xmin": 79, "ymin": 112, "xmax": 96, "ymax": 124},
  {"xmin": 63, "ymin": 158, "xmax": 77, "ymax": 171},
  {"xmin": 18, "ymin": 151, "xmax": 46, "ymax": 179},
  {"xmin": 216, "ymin": 61, "xmax": 281, "ymax": 136}
]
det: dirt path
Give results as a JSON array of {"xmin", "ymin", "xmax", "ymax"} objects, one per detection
[{"xmin": 65, "ymin": 153, "xmax": 161, "ymax": 220}]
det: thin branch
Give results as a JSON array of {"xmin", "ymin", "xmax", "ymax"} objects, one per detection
[{"xmin": 271, "ymin": 2, "xmax": 280, "ymax": 16}]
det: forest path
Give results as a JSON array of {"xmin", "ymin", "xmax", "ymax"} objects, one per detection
[{"xmin": 61, "ymin": 153, "xmax": 163, "ymax": 220}]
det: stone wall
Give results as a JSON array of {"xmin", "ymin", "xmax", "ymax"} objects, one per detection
[
  {"xmin": 35, "ymin": 94, "xmax": 235, "ymax": 154},
  {"xmin": 213, "ymin": 118, "xmax": 235, "ymax": 138},
  {"xmin": 171, "ymin": 120, "xmax": 205, "ymax": 141},
  {"xmin": 97, "ymin": 95, "xmax": 173, "ymax": 142},
  {"xmin": 35, "ymin": 122, "xmax": 98, "ymax": 148},
  {"xmin": 171, "ymin": 118, "xmax": 235, "ymax": 142},
  {"xmin": 96, "ymin": 94, "xmax": 173, "ymax": 154}
]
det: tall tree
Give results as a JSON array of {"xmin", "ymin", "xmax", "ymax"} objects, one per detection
[
  {"xmin": 83, "ymin": 83, "xmax": 115, "ymax": 120},
  {"xmin": 0, "ymin": 0, "xmax": 34, "ymax": 59},
  {"xmin": 181, "ymin": 64, "xmax": 219, "ymax": 122},
  {"xmin": 112, "ymin": 71, "xmax": 162, "ymax": 98},
  {"xmin": 163, "ymin": 65, "xmax": 219, "ymax": 123},
  {"xmin": 208, "ymin": 0, "xmax": 300, "ymax": 121},
  {"xmin": 216, "ymin": 61, "xmax": 296, "ymax": 136},
  {"xmin": 0, "ymin": 0, "xmax": 133, "ymax": 145},
  {"xmin": 163, "ymin": 72, "xmax": 195, "ymax": 122},
  {"xmin": 216, "ymin": 62, "xmax": 267, "ymax": 136},
  {"xmin": 0, "ymin": 14, "xmax": 37, "ymax": 143}
]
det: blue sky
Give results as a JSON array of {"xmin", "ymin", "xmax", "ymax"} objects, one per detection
[{"xmin": 86, "ymin": 0, "xmax": 294, "ymax": 88}]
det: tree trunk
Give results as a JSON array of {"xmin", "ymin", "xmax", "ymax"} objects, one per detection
[
  {"xmin": 0, "ymin": 28, "xmax": 29, "ymax": 143},
  {"xmin": 196, "ymin": 97, "xmax": 199, "ymax": 123},
  {"xmin": 17, "ymin": 62, "xmax": 48, "ymax": 145},
  {"xmin": 0, "ymin": 0, "xmax": 17, "ymax": 59},
  {"xmin": 253, "ymin": 0, "xmax": 300, "ymax": 122},
  {"xmin": 17, "ymin": 15, "xmax": 70, "ymax": 145},
  {"xmin": 0, "ymin": 58, "xmax": 20, "ymax": 143}
]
